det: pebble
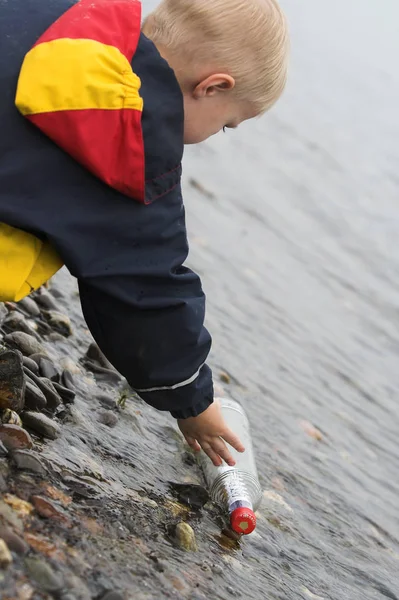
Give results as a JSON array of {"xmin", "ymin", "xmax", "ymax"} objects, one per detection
[
  {"xmin": 43, "ymin": 310, "xmax": 73, "ymax": 337},
  {"xmin": 34, "ymin": 290, "xmax": 59, "ymax": 310},
  {"xmin": 101, "ymin": 592, "xmax": 125, "ymax": 600},
  {"xmin": 0, "ymin": 441, "xmax": 8, "ymax": 457},
  {"xmin": 97, "ymin": 394, "xmax": 117, "ymax": 410},
  {"xmin": 175, "ymin": 522, "xmax": 198, "ymax": 552},
  {"xmin": 24, "ymin": 368, "xmax": 62, "ymax": 410},
  {"xmin": 0, "ymin": 525, "xmax": 29, "ymax": 555},
  {"xmin": 53, "ymin": 381, "xmax": 76, "ymax": 403},
  {"xmin": 0, "ymin": 424, "xmax": 33, "ymax": 451},
  {"xmin": 0, "ymin": 303, "xmax": 7, "ymax": 326},
  {"xmin": 23, "ymin": 356, "xmax": 39, "ymax": 374},
  {"xmin": 0, "ymin": 349, "xmax": 25, "ymax": 412},
  {"xmin": 3, "ymin": 312, "xmax": 41, "ymax": 340},
  {"xmin": 29, "ymin": 352, "xmax": 51, "ymax": 366},
  {"xmin": 21, "ymin": 411, "xmax": 61, "ymax": 440},
  {"xmin": 24, "ymin": 378, "xmax": 47, "ymax": 411},
  {"xmin": 1, "ymin": 409, "xmax": 23, "ymax": 426},
  {"xmin": 219, "ymin": 371, "xmax": 231, "ymax": 384},
  {"xmin": 39, "ymin": 357, "xmax": 59, "ymax": 381},
  {"xmin": 13, "ymin": 450, "xmax": 47, "ymax": 475},
  {"xmin": 98, "ymin": 410, "xmax": 118, "ymax": 428},
  {"xmin": 84, "ymin": 360, "xmax": 122, "ymax": 383},
  {"xmin": 61, "ymin": 369, "xmax": 76, "ymax": 391},
  {"xmin": 31, "ymin": 495, "xmax": 67, "ymax": 522},
  {"xmin": 0, "ymin": 538, "xmax": 12, "ymax": 567},
  {"xmin": 169, "ymin": 483, "xmax": 209, "ymax": 510},
  {"xmin": 18, "ymin": 296, "xmax": 41, "ymax": 317},
  {"xmin": 86, "ymin": 342, "xmax": 114, "ymax": 368},
  {"xmin": 59, "ymin": 357, "xmax": 80, "ymax": 375},
  {"xmin": 25, "ymin": 557, "xmax": 64, "ymax": 592},
  {"xmin": 5, "ymin": 331, "xmax": 47, "ymax": 356}
]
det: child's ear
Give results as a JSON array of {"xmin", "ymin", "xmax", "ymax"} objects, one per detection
[{"xmin": 193, "ymin": 74, "xmax": 235, "ymax": 99}]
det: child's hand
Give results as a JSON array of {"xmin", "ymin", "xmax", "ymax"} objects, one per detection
[{"xmin": 177, "ymin": 401, "xmax": 245, "ymax": 467}]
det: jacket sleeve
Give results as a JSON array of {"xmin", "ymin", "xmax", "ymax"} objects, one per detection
[{"xmin": 70, "ymin": 182, "xmax": 214, "ymax": 419}]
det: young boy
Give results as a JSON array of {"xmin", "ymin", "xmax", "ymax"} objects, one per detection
[{"xmin": 0, "ymin": 0, "xmax": 288, "ymax": 466}]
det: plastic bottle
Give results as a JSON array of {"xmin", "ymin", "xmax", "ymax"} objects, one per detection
[{"xmin": 198, "ymin": 397, "xmax": 262, "ymax": 535}]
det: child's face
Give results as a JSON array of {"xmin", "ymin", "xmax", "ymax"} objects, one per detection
[{"xmin": 182, "ymin": 73, "xmax": 257, "ymax": 144}]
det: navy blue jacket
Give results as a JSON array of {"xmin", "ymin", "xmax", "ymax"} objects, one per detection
[{"xmin": 0, "ymin": 0, "xmax": 214, "ymax": 418}]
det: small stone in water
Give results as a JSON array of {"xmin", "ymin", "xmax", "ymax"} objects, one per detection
[
  {"xmin": 24, "ymin": 379, "xmax": 47, "ymax": 411},
  {"xmin": 22, "ymin": 356, "xmax": 39, "ymax": 374},
  {"xmin": 25, "ymin": 557, "xmax": 64, "ymax": 592},
  {"xmin": 0, "ymin": 525, "xmax": 29, "ymax": 555},
  {"xmin": 0, "ymin": 538, "xmax": 12, "ymax": 567},
  {"xmin": 1, "ymin": 409, "xmax": 23, "ymax": 426},
  {"xmin": 97, "ymin": 394, "xmax": 117, "ymax": 410},
  {"xmin": 24, "ymin": 368, "xmax": 61, "ymax": 410},
  {"xmin": 98, "ymin": 410, "xmax": 118, "ymax": 428},
  {"xmin": 18, "ymin": 296, "xmax": 41, "ymax": 317},
  {"xmin": 21, "ymin": 411, "xmax": 61, "ymax": 440},
  {"xmin": 39, "ymin": 357, "xmax": 59, "ymax": 381},
  {"xmin": 53, "ymin": 381, "xmax": 76, "ymax": 403},
  {"xmin": 0, "ymin": 349, "xmax": 25, "ymax": 412},
  {"xmin": 219, "ymin": 371, "xmax": 231, "ymax": 384},
  {"xmin": 61, "ymin": 369, "xmax": 75, "ymax": 390},
  {"xmin": 86, "ymin": 342, "xmax": 114, "ymax": 369},
  {"xmin": 43, "ymin": 310, "xmax": 73, "ymax": 337},
  {"xmin": 175, "ymin": 522, "xmax": 198, "ymax": 552},
  {"xmin": 34, "ymin": 289, "xmax": 59, "ymax": 310},
  {"xmin": 169, "ymin": 483, "xmax": 209, "ymax": 510},
  {"xmin": 31, "ymin": 495, "xmax": 68, "ymax": 522},
  {"xmin": 0, "ymin": 424, "xmax": 33, "ymax": 451},
  {"xmin": 0, "ymin": 303, "xmax": 7, "ymax": 326},
  {"xmin": 13, "ymin": 450, "xmax": 46, "ymax": 475},
  {"xmin": 5, "ymin": 332, "xmax": 47, "ymax": 356},
  {"xmin": 59, "ymin": 357, "xmax": 80, "ymax": 374}
]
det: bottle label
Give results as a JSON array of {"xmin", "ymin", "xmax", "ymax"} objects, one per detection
[{"xmin": 224, "ymin": 472, "xmax": 253, "ymax": 513}]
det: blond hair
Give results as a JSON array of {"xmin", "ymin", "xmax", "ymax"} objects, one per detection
[{"xmin": 142, "ymin": 0, "xmax": 289, "ymax": 113}]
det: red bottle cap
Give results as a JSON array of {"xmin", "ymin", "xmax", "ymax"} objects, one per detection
[{"xmin": 230, "ymin": 507, "xmax": 257, "ymax": 535}]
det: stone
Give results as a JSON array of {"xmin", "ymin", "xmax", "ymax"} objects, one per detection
[
  {"xmin": 1, "ymin": 409, "xmax": 23, "ymax": 426},
  {"xmin": 0, "ymin": 525, "xmax": 29, "ymax": 555},
  {"xmin": 39, "ymin": 357, "xmax": 59, "ymax": 381},
  {"xmin": 31, "ymin": 495, "xmax": 68, "ymax": 523},
  {"xmin": 4, "ymin": 332, "xmax": 47, "ymax": 356},
  {"xmin": 97, "ymin": 394, "xmax": 117, "ymax": 410},
  {"xmin": 85, "ymin": 342, "xmax": 114, "ymax": 368},
  {"xmin": 24, "ymin": 378, "xmax": 47, "ymax": 411},
  {"xmin": 3, "ymin": 312, "xmax": 41, "ymax": 340},
  {"xmin": 43, "ymin": 310, "xmax": 73, "ymax": 337},
  {"xmin": 98, "ymin": 410, "xmax": 118, "ymax": 428},
  {"xmin": 61, "ymin": 370, "xmax": 76, "ymax": 392},
  {"xmin": 29, "ymin": 352, "xmax": 51, "ymax": 366},
  {"xmin": 18, "ymin": 296, "xmax": 41, "ymax": 317},
  {"xmin": 101, "ymin": 593, "xmax": 125, "ymax": 600},
  {"xmin": 13, "ymin": 450, "xmax": 46, "ymax": 475},
  {"xmin": 24, "ymin": 368, "xmax": 61, "ymax": 410},
  {"xmin": 0, "ymin": 349, "xmax": 25, "ymax": 411},
  {"xmin": 59, "ymin": 358, "xmax": 80, "ymax": 375},
  {"xmin": 22, "ymin": 356, "xmax": 39, "ymax": 374},
  {"xmin": 0, "ymin": 424, "xmax": 33, "ymax": 451},
  {"xmin": 53, "ymin": 381, "xmax": 76, "ymax": 404},
  {"xmin": 219, "ymin": 371, "xmax": 231, "ymax": 384},
  {"xmin": 25, "ymin": 557, "xmax": 63, "ymax": 592},
  {"xmin": 175, "ymin": 522, "xmax": 198, "ymax": 552},
  {"xmin": 0, "ymin": 441, "xmax": 8, "ymax": 458},
  {"xmin": 169, "ymin": 483, "xmax": 209, "ymax": 510},
  {"xmin": 0, "ymin": 538, "xmax": 12, "ymax": 567},
  {"xmin": 33, "ymin": 290, "xmax": 58, "ymax": 310},
  {"xmin": 21, "ymin": 411, "xmax": 61, "ymax": 440},
  {"xmin": 84, "ymin": 360, "xmax": 122, "ymax": 383},
  {"xmin": 0, "ymin": 303, "xmax": 7, "ymax": 326}
]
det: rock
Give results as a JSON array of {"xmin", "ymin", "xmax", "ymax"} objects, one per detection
[
  {"xmin": 169, "ymin": 483, "xmax": 209, "ymax": 510},
  {"xmin": 0, "ymin": 538, "xmax": 12, "ymax": 567},
  {"xmin": 97, "ymin": 394, "xmax": 117, "ymax": 410},
  {"xmin": 18, "ymin": 296, "xmax": 41, "ymax": 317},
  {"xmin": 53, "ymin": 381, "xmax": 76, "ymax": 404},
  {"xmin": 59, "ymin": 358, "xmax": 80, "ymax": 375},
  {"xmin": 0, "ymin": 424, "xmax": 33, "ymax": 451},
  {"xmin": 85, "ymin": 342, "xmax": 114, "ymax": 368},
  {"xmin": 23, "ymin": 368, "xmax": 62, "ymax": 410},
  {"xmin": 4, "ymin": 332, "xmax": 47, "ymax": 356},
  {"xmin": 98, "ymin": 410, "xmax": 118, "ymax": 428},
  {"xmin": 61, "ymin": 370, "xmax": 76, "ymax": 392},
  {"xmin": 0, "ymin": 526, "xmax": 29, "ymax": 555},
  {"xmin": 22, "ymin": 356, "xmax": 39, "ymax": 374},
  {"xmin": 29, "ymin": 352, "xmax": 50, "ymax": 366},
  {"xmin": 0, "ymin": 349, "xmax": 25, "ymax": 411},
  {"xmin": 21, "ymin": 411, "xmax": 61, "ymax": 440},
  {"xmin": 39, "ymin": 357, "xmax": 59, "ymax": 381},
  {"xmin": 25, "ymin": 557, "xmax": 63, "ymax": 592},
  {"xmin": 24, "ymin": 378, "xmax": 47, "ymax": 411},
  {"xmin": 33, "ymin": 289, "xmax": 59, "ymax": 310},
  {"xmin": 0, "ymin": 441, "xmax": 8, "ymax": 458},
  {"xmin": 13, "ymin": 450, "xmax": 46, "ymax": 475},
  {"xmin": 43, "ymin": 310, "xmax": 73, "ymax": 337},
  {"xmin": 84, "ymin": 360, "xmax": 122, "ymax": 383},
  {"xmin": 219, "ymin": 371, "xmax": 231, "ymax": 384},
  {"xmin": 0, "ymin": 303, "xmax": 7, "ymax": 326},
  {"xmin": 101, "ymin": 593, "xmax": 125, "ymax": 600},
  {"xmin": 1, "ymin": 409, "xmax": 23, "ymax": 426},
  {"xmin": 175, "ymin": 522, "xmax": 198, "ymax": 552},
  {"xmin": 31, "ymin": 495, "xmax": 68, "ymax": 523},
  {"xmin": 3, "ymin": 311, "xmax": 41, "ymax": 339}
]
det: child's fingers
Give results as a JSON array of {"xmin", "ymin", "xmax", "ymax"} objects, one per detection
[
  {"xmin": 185, "ymin": 435, "xmax": 201, "ymax": 453},
  {"xmin": 210, "ymin": 437, "xmax": 236, "ymax": 467},
  {"xmin": 201, "ymin": 442, "xmax": 223, "ymax": 467},
  {"xmin": 222, "ymin": 428, "xmax": 245, "ymax": 453}
]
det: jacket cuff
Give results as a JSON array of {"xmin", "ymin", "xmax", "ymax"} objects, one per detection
[{"xmin": 170, "ymin": 392, "xmax": 213, "ymax": 419}]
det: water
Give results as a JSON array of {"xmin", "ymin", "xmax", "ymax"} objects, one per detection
[{"xmin": 3, "ymin": 0, "xmax": 398, "ymax": 597}]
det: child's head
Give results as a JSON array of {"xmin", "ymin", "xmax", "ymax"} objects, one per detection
[{"xmin": 143, "ymin": 0, "xmax": 289, "ymax": 144}]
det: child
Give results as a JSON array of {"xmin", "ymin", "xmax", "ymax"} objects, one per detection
[{"xmin": 0, "ymin": 0, "xmax": 289, "ymax": 466}]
